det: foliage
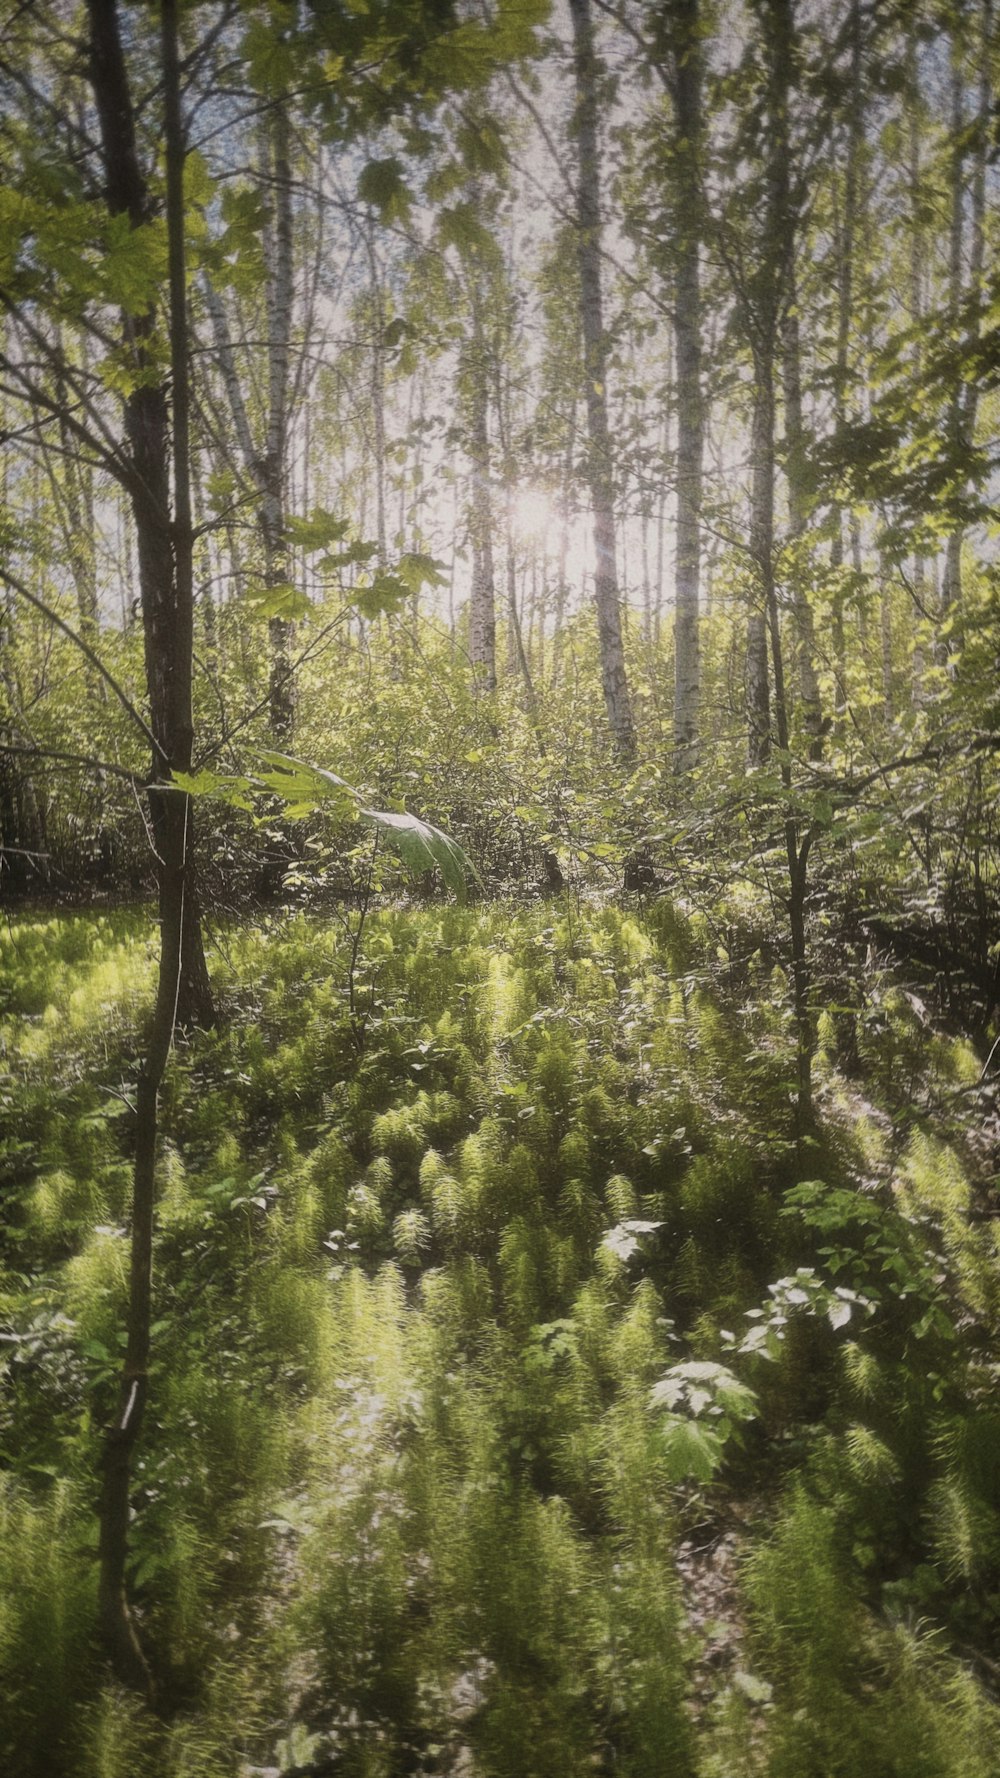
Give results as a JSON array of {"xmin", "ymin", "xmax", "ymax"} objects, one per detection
[
  {"xmin": 0, "ymin": 0, "xmax": 998, "ymax": 1769},
  {"xmin": 1, "ymin": 899, "xmax": 998, "ymax": 1772}
]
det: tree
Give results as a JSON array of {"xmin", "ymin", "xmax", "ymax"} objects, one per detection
[
  {"xmin": 648, "ymin": 0, "xmax": 706, "ymax": 773},
  {"xmin": 568, "ymin": 0, "xmax": 636, "ymax": 759},
  {"xmin": 86, "ymin": 0, "xmax": 216, "ymax": 1690}
]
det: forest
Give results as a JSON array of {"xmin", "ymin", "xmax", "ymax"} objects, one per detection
[{"xmin": 0, "ymin": 0, "xmax": 999, "ymax": 1772}]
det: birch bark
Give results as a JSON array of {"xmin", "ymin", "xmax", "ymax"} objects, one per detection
[
  {"xmin": 670, "ymin": 0, "xmax": 704, "ymax": 773},
  {"xmin": 568, "ymin": 0, "xmax": 635, "ymax": 758},
  {"xmin": 942, "ymin": 1, "xmax": 991, "ymax": 624}
]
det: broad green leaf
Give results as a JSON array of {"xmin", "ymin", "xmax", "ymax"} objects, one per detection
[
  {"xmin": 351, "ymin": 573, "xmax": 411, "ymax": 620},
  {"xmin": 246, "ymin": 582, "xmax": 313, "ymax": 622},
  {"xmin": 169, "ymin": 770, "xmax": 254, "ymax": 811},
  {"xmin": 258, "ymin": 754, "xmax": 474, "ymax": 900},
  {"xmin": 438, "ymin": 202, "xmax": 495, "ymax": 258},
  {"xmin": 396, "ymin": 552, "xmax": 447, "ymax": 592},
  {"xmin": 360, "ymin": 807, "xmax": 472, "ymax": 901},
  {"xmin": 659, "ymin": 1418, "xmax": 719, "ymax": 1483},
  {"xmin": 318, "ymin": 540, "xmax": 379, "ymax": 574},
  {"xmin": 170, "ymin": 769, "xmax": 224, "ymax": 798},
  {"xmin": 286, "ymin": 509, "xmax": 351, "ymax": 552},
  {"xmin": 256, "ymin": 751, "xmax": 354, "ymax": 812}
]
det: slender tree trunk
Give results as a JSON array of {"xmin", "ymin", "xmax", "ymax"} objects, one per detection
[
  {"xmin": 742, "ymin": 0, "xmax": 815, "ymax": 1124},
  {"xmin": 942, "ymin": 1, "xmax": 991, "ymax": 626},
  {"xmin": 906, "ymin": 39, "xmax": 928, "ymax": 705},
  {"xmin": 88, "ymin": 0, "xmax": 213, "ymax": 1696},
  {"xmin": 0, "ymin": 588, "xmax": 47, "ymax": 892},
  {"xmin": 262, "ymin": 100, "xmax": 296, "ymax": 740},
  {"xmin": 205, "ymin": 109, "xmax": 296, "ymax": 737},
  {"xmin": 670, "ymin": 0, "xmax": 704, "ymax": 772},
  {"xmin": 747, "ymin": 358, "xmax": 774, "ymax": 766},
  {"xmin": 641, "ymin": 506, "xmax": 651, "ymax": 646},
  {"xmin": 362, "ymin": 218, "xmax": 389, "ymax": 571},
  {"xmin": 568, "ymin": 0, "xmax": 635, "ymax": 758},
  {"xmin": 655, "ymin": 422, "xmax": 667, "ymax": 647},
  {"xmin": 880, "ymin": 561, "xmax": 894, "ymax": 724},
  {"xmin": 551, "ymin": 401, "xmax": 576, "ymax": 683},
  {"xmin": 53, "ymin": 334, "xmax": 101, "ymax": 658},
  {"xmin": 826, "ymin": 0, "xmax": 862, "ymax": 735},
  {"xmin": 89, "ymin": 0, "xmax": 212, "ymax": 1027},
  {"xmin": 744, "ymin": 0, "xmax": 797, "ymax": 766},
  {"xmin": 466, "ymin": 287, "xmax": 496, "ymax": 691},
  {"xmin": 780, "ymin": 289, "xmax": 823, "ymax": 748}
]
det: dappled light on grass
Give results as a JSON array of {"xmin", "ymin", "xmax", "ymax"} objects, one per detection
[{"xmin": 1, "ymin": 900, "xmax": 999, "ymax": 1774}]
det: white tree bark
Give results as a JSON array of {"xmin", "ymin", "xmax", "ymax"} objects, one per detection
[{"xmin": 568, "ymin": 0, "xmax": 635, "ymax": 759}]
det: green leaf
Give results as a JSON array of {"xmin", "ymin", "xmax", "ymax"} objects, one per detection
[
  {"xmin": 256, "ymin": 751, "xmax": 355, "ymax": 815},
  {"xmin": 168, "ymin": 769, "xmax": 253, "ymax": 811},
  {"xmin": 245, "ymin": 582, "xmax": 313, "ymax": 622},
  {"xmin": 360, "ymin": 807, "xmax": 473, "ymax": 901},
  {"xmin": 438, "ymin": 202, "xmax": 495, "ymax": 258},
  {"xmin": 252, "ymin": 753, "xmax": 473, "ymax": 899},
  {"xmin": 357, "ymin": 158, "xmax": 410, "ymax": 220},
  {"xmin": 286, "ymin": 508, "xmax": 351, "ymax": 552},
  {"xmin": 396, "ymin": 552, "xmax": 447, "ymax": 592},
  {"xmin": 659, "ymin": 1418, "xmax": 720, "ymax": 1483},
  {"xmin": 170, "ymin": 769, "xmax": 224, "ymax": 798},
  {"xmin": 351, "ymin": 573, "xmax": 411, "ymax": 619}
]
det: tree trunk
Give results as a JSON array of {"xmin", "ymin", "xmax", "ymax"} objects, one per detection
[
  {"xmin": 826, "ymin": 0, "xmax": 863, "ymax": 734},
  {"xmin": 466, "ymin": 287, "xmax": 497, "ymax": 691},
  {"xmin": 744, "ymin": 0, "xmax": 797, "ymax": 766},
  {"xmin": 568, "ymin": 0, "xmax": 635, "ymax": 758},
  {"xmin": 747, "ymin": 360, "xmax": 774, "ymax": 766},
  {"xmin": 780, "ymin": 288, "xmax": 823, "ymax": 749},
  {"xmin": 880, "ymin": 556, "xmax": 894, "ymax": 724},
  {"xmin": 942, "ymin": 1, "xmax": 991, "ymax": 626},
  {"xmin": 551, "ymin": 400, "xmax": 576, "ymax": 684},
  {"xmin": 53, "ymin": 332, "xmax": 101, "ymax": 665},
  {"xmin": 262, "ymin": 100, "xmax": 296, "ymax": 741},
  {"xmin": 88, "ymin": 0, "xmax": 213, "ymax": 1694},
  {"xmin": 364, "ymin": 221, "xmax": 389, "ymax": 573},
  {"xmin": 906, "ymin": 37, "xmax": 928, "ymax": 705},
  {"xmin": 669, "ymin": 0, "xmax": 704, "ymax": 773}
]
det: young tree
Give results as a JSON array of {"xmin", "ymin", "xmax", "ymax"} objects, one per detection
[
  {"xmin": 88, "ymin": 0, "xmax": 216, "ymax": 1690},
  {"xmin": 85, "ymin": 0, "xmax": 215, "ymax": 1030}
]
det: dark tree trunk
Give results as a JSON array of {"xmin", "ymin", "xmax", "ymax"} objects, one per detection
[
  {"xmin": 87, "ymin": 0, "xmax": 213, "ymax": 1027},
  {"xmin": 87, "ymin": 0, "xmax": 213, "ymax": 1695}
]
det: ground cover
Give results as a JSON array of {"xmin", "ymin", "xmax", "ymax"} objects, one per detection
[{"xmin": 1, "ymin": 900, "xmax": 998, "ymax": 1776}]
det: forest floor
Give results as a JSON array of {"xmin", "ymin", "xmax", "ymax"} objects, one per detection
[{"xmin": 1, "ymin": 897, "xmax": 999, "ymax": 1778}]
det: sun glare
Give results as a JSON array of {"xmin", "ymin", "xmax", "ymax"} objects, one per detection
[
  {"xmin": 508, "ymin": 489, "xmax": 594, "ymax": 591},
  {"xmin": 512, "ymin": 489, "xmax": 555, "ymax": 538}
]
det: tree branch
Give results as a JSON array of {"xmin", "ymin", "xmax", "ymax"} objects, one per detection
[{"xmin": 0, "ymin": 565, "xmax": 163, "ymax": 760}]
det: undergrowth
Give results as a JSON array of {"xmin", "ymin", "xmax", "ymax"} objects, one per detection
[{"xmin": 0, "ymin": 900, "xmax": 997, "ymax": 1776}]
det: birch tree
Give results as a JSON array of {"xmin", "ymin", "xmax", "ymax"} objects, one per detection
[{"xmin": 568, "ymin": 0, "xmax": 636, "ymax": 759}]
